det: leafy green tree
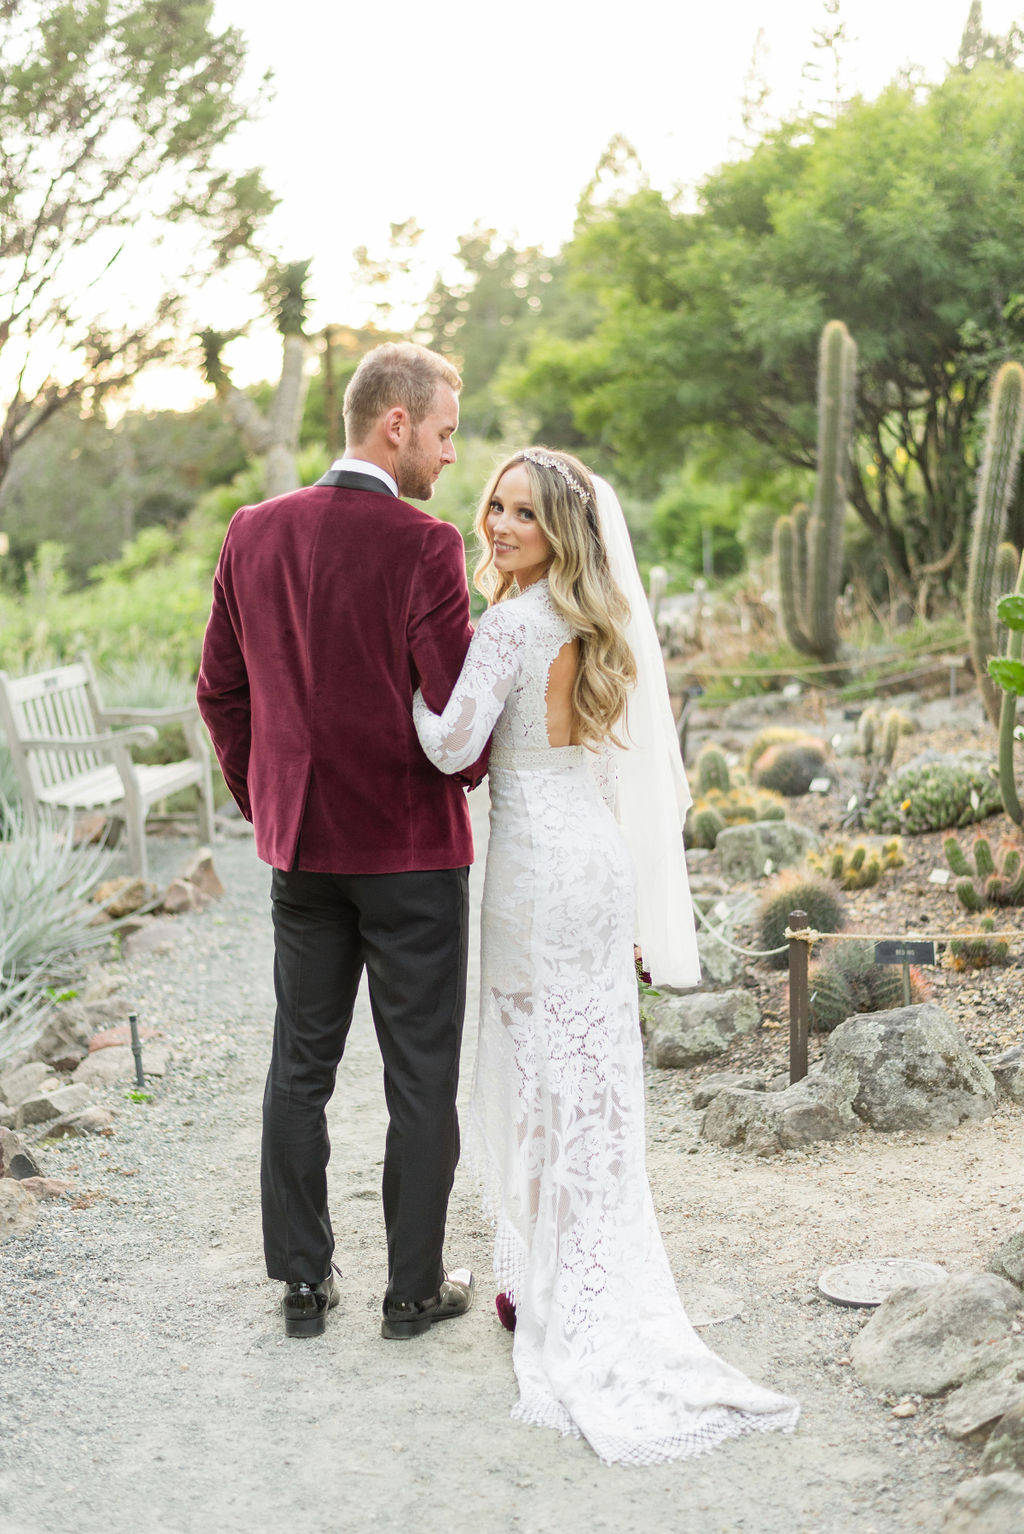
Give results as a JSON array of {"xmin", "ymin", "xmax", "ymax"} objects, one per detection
[
  {"xmin": 515, "ymin": 66, "xmax": 1024, "ymax": 596},
  {"xmin": 0, "ymin": 0, "xmax": 275, "ymax": 494}
]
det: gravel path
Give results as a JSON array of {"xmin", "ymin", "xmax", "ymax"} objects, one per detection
[{"xmin": 2, "ymin": 788, "xmax": 1021, "ymax": 1534}]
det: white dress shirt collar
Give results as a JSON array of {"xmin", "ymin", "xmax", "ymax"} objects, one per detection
[{"xmin": 329, "ymin": 457, "xmax": 398, "ymax": 497}]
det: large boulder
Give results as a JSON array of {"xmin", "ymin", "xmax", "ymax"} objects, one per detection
[
  {"xmin": 941, "ymin": 1474, "xmax": 1024, "ymax": 1534},
  {"xmin": 17, "ymin": 1083, "xmax": 94, "ymax": 1127},
  {"xmin": 989, "ymin": 1228, "xmax": 1024, "ymax": 1290},
  {"xmin": 646, "ymin": 990, "xmax": 759, "ymax": 1068},
  {"xmin": 850, "ymin": 1273, "xmax": 1022, "ymax": 1396},
  {"xmin": 701, "ymin": 1074, "xmax": 857, "ymax": 1156},
  {"xmin": 824, "ymin": 1003, "xmax": 996, "ymax": 1132},
  {"xmin": 716, "ymin": 820, "xmax": 819, "ymax": 883},
  {"xmin": 691, "ymin": 1072, "xmax": 767, "ymax": 1110}
]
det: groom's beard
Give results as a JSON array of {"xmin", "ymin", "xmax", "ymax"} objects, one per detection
[{"xmin": 395, "ymin": 428, "xmax": 442, "ymax": 501}]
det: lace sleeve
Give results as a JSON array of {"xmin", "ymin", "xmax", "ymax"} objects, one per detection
[{"xmin": 413, "ymin": 605, "xmax": 526, "ymax": 774}]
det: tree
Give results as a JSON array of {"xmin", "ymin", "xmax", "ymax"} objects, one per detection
[
  {"xmin": 514, "ymin": 66, "xmax": 1024, "ymax": 597},
  {"xmin": 956, "ymin": 1, "xmax": 1023, "ymax": 70},
  {"xmin": 0, "ymin": 1, "xmax": 275, "ymax": 495},
  {"xmin": 200, "ymin": 261, "xmax": 312, "ymax": 500}
]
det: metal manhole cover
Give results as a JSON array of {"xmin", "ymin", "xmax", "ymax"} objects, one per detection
[{"xmin": 818, "ymin": 1258, "xmax": 947, "ymax": 1308}]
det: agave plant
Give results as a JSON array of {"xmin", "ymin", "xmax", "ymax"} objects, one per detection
[{"xmin": 0, "ymin": 798, "xmax": 115, "ymax": 1064}]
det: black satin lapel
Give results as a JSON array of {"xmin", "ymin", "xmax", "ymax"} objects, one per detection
[{"xmin": 314, "ymin": 470, "xmax": 397, "ymax": 496}]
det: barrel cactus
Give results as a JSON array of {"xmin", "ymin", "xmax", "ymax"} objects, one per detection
[
  {"xmin": 808, "ymin": 939, "xmax": 928, "ymax": 1030},
  {"xmin": 695, "ymin": 745, "xmax": 731, "ymax": 796},
  {"xmin": 752, "ymin": 739, "xmax": 830, "ymax": 797},
  {"xmin": 758, "ymin": 870, "xmax": 846, "ymax": 970}
]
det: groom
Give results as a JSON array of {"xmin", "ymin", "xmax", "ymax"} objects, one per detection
[{"xmin": 197, "ymin": 342, "xmax": 481, "ymax": 1339}]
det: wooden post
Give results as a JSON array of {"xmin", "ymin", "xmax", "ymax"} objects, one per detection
[{"xmin": 789, "ymin": 908, "xmax": 810, "ymax": 1084}]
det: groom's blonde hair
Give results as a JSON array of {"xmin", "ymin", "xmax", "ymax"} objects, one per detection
[{"xmin": 343, "ymin": 342, "xmax": 462, "ymax": 445}]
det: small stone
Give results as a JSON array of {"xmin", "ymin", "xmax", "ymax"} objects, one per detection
[
  {"xmin": 45, "ymin": 1105, "xmax": 116, "ymax": 1138},
  {"xmin": 82, "ymin": 967, "xmax": 123, "ymax": 1002},
  {"xmin": 74, "ymin": 1042, "xmax": 170, "ymax": 1086},
  {"xmin": 15, "ymin": 1177, "xmax": 72, "ymax": 1200},
  {"xmin": 17, "ymin": 1083, "xmax": 94, "ymax": 1126},
  {"xmin": 161, "ymin": 878, "xmax": 208, "ymax": 915},
  {"xmin": 892, "ymin": 1400, "xmax": 918, "ymax": 1418},
  {"xmin": 0, "ymin": 1061, "xmax": 57, "ymax": 1108},
  {"xmin": 0, "ymin": 1128, "xmax": 42, "ymax": 1180},
  {"xmin": 0, "ymin": 1178, "xmax": 38, "ymax": 1239},
  {"xmin": 182, "ymin": 848, "xmax": 224, "ymax": 898},
  {"xmin": 91, "ymin": 876, "xmax": 156, "ymax": 918},
  {"xmin": 89, "ymin": 1025, "xmax": 163, "ymax": 1054}
]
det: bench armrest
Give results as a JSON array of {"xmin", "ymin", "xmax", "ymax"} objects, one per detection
[
  {"xmin": 97, "ymin": 703, "xmax": 200, "ymax": 726},
  {"xmin": 24, "ymin": 726, "xmax": 159, "ymax": 752}
]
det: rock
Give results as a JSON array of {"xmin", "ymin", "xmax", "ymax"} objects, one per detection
[
  {"xmin": 82, "ymin": 966, "xmax": 124, "ymax": 1001},
  {"xmin": 17, "ymin": 1083, "xmax": 94, "ymax": 1126},
  {"xmin": 72, "ymin": 810, "xmax": 109, "ymax": 845},
  {"xmin": 716, "ymin": 820, "xmax": 819, "ymax": 882},
  {"xmin": 989, "ymin": 1229, "xmax": 1024, "ymax": 1289},
  {"xmin": 647, "ymin": 990, "xmax": 760, "ymax": 1068},
  {"xmin": 74, "ymin": 1041, "xmax": 170, "ymax": 1085},
  {"xmin": 944, "ymin": 1354, "xmax": 1024, "ymax": 1439},
  {"xmin": 0, "ymin": 1128, "xmax": 42, "ymax": 1180},
  {"xmin": 982, "ymin": 1403, "xmax": 1024, "ymax": 1475},
  {"xmin": 850, "ymin": 1272, "xmax": 1022, "ymax": 1396},
  {"xmin": 990, "ymin": 1050, "xmax": 1024, "ymax": 1106},
  {"xmin": 701, "ymin": 1074, "xmax": 857, "ymax": 1155},
  {"xmin": 824, "ymin": 1003, "xmax": 996, "ymax": 1133},
  {"xmin": 183, "ymin": 847, "xmax": 224, "ymax": 898},
  {"xmin": 693, "ymin": 894, "xmax": 753, "ymax": 988},
  {"xmin": 0, "ymin": 1060, "xmax": 58, "ymax": 1107},
  {"xmin": 89, "ymin": 1024, "xmax": 163, "ymax": 1053},
  {"xmin": 28, "ymin": 1002, "xmax": 95, "ymax": 1071},
  {"xmin": 122, "ymin": 917, "xmax": 178, "ymax": 960},
  {"xmin": 161, "ymin": 877, "xmax": 209, "ymax": 915},
  {"xmin": 0, "ymin": 1103, "xmax": 14, "ymax": 1129},
  {"xmin": 0, "ymin": 1178, "xmax": 38, "ymax": 1239},
  {"xmin": 691, "ymin": 1072, "xmax": 767, "ymax": 1110},
  {"xmin": 941, "ymin": 1473, "xmax": 1024, "ymax": 1533},
  {"xmin": 91, "ymin": 876, "xmax": 156, "ymax": 917},
  {"xmin": 16, "ymin": 1176, "xmax": 72, "ymax": 1200},
  {"xmin": 45, "ymin": 1105, "xmax": 115, "ymax": 1138}
]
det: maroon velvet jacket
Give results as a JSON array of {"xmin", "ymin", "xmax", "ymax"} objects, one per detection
[{"xmin": 196, "ymin": 475, "xmax": 481, "ymax": 873}]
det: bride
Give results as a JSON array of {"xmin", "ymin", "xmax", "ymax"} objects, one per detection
[{"xmin": 413, "ymin": 448, "xmax": 799, "ymax": 1465}]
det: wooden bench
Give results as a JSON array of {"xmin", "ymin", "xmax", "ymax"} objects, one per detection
[{"xmin": 0, "ymin": 653, "xmax": 214, "ymax": 881}]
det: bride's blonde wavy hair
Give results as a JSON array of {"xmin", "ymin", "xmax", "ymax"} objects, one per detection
[{"xmin": 474, "ymin": 448, "xmax": 637, "ymax": 748}]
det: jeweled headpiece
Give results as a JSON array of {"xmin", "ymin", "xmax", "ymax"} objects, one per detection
[{"xmin": 521, "ymin": 449, "xmax": 590, "ymax": 506}]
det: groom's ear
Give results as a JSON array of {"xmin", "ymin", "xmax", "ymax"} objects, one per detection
[{"xmin": 383, "ymin": 406, "xmax": 408, "ymax": 445}]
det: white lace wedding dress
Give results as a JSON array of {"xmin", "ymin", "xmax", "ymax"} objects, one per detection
[{"xmin": 413, "ymin": 578, "xmax": 799, "ymax": 1465}]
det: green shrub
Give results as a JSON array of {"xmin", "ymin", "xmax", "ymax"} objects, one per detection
[
  {"xmin": 758, "ymin": 870, "xmax": 847, "ymax": 969},
  {"xmin": 865, "ymin": 760, "xmax": 1003, "ymax": 834}
]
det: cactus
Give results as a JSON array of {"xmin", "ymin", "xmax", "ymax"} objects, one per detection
[
  {"xmin": 809, "ymin": 939, "xmax": 929, "ymax": 1030},
  {"xmin": 695, "ymin": 746, "xmax": 731, "ymax": 796},
  {"xmin": 686, "ymin": 805, "xmax": 726, "ymax": 850},
  {"xmin": 758, "ymin": 871, "xmax": 846, "ymax": 970},
  {"xmin": 865, "ymin": 760, "xmax": 1002, "ymax": 834},
  {"xmin": 752, "ymin": 740, "xmax": 829, "ymax": 797},
  {"xmin": 948, "ymin": 916, "xmax": 1011, "ymax": 971},
  {"xmin": 966, "ymin": 361, "xmax": 1024, "ymax": 725},
  {"xmin": 774, "ymin": 321, "xmax": 857, "ymax": 663},
  {"xmin": 945, "ymin": 831, "xmax": 1024, "ymax": 910},
  {"xmin": 809, "ymin": 836, "xmax": 902, "ymax": 890},
  {"xmin": 988, "ymin": 548, "xmax": 1024, "ymax": 828}
]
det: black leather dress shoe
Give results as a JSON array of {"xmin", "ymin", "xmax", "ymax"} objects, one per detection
[
  {"xmin": 380, "ymin": 1268, "xmax": 474, "ymax": 1340},
  {"xmin": 282, "ymin": 1271, "xmax": 340, "ymax": 1338}
]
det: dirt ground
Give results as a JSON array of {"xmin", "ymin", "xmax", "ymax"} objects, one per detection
[{"xmin": 1, "ymin": 781, "xmax": 1022, "ymax": 1534}]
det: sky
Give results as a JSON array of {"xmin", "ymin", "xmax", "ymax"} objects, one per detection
[{"xmin": 142, "ymin": 0, "xmax": 1024, "ymax": 401}]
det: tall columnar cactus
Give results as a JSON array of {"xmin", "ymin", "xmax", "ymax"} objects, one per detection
[
  {"xmin": 775, "ymin": 321, "xmax": 857, "ymax": 663},
  {"xmin": 988, "ymin": 548, "xmax": 1024, "ymax": 827},
  {"xmin": 966, "ymin": 361, "xmax": 1024, "ymax": 725}
]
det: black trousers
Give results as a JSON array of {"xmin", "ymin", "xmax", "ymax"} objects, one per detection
[{"xmin": 261, "ymin": 865, "xmax": 470, "ymax": 1301}]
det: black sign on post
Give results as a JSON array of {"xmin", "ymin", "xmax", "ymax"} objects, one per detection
[{"xmin": 874, "ymin": 940, "xmax": 937, "ymax": 966}]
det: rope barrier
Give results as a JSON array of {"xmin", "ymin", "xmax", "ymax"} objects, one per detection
[{"xmin": 784, "ymin": 925, "xmax": 1023, "ymax": 946}]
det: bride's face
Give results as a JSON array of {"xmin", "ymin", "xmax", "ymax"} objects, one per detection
[{"xmin": 486, "ymin": 463, "xmax": 552, "ymax": 588}]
